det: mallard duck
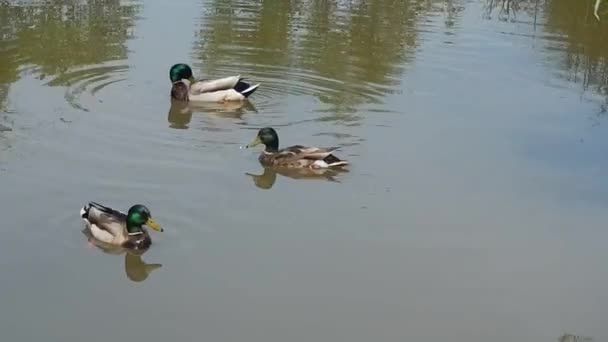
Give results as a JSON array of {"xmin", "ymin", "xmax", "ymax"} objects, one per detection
[
  {"xmin": 80, "ymin": 202, "xmax": 163, "ymax": 250},
  {"xmin": 246, "ymin": 127, "xmax": 349, "ymax": 169},
  {"xmin": 169, "ymin": 63, "xmax": 260, "ymax": 102}
]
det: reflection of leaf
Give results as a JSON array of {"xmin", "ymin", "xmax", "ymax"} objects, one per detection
[
  {"xmin": 485, "ymin": 0, "xmax": 608, "ymax": 111},
  {"xmin": 594, "ymin": 0, "xmax": 602, "ymax": 20},
  {"xmin": 0, "ymin": 0, "xmax": 141, "ymax": 107},
  {"xmin": 195, "ymin": 0, "xmax": 444, "ymax": 116},
  {"xmin": 543, "ymin": 0, "xmax": 608, "ymax": 107}
]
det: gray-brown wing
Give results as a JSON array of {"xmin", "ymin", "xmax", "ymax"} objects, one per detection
[
  {"xmin": 281, "ymin": 145, "xmax": 340, "ymax": 160},
  {"xmin": 87, "ymin": 202, "xmax": 127, "ymax": 234},
  {"xmin": 269, "ymin": 146, "xmax": 303, "ymax": 163},
  {"xmin": 189, "ymin": 76, "xmax": 241, "ymax": 94}
]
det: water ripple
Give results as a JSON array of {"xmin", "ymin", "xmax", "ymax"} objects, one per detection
[
  {"xmin": 0, "ymin": 0, "xmax": 141, "ymax": 111},
  {"xmin": 191, "ymin": 0, "xmax": 424, "ymax": 118},
  {"xmin": 45, "ymin": 63, "xmax": 129, "ymax": 111}
]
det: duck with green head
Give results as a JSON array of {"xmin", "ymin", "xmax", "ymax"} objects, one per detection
[
  {"xmin": 170, "ymin": 63, "xmax": 260, "ymax": 102},
  {"xmin": 80, "ymin": 202, "xmax": 164, "ymax": 251},
  {"xmin": 246, "ymin": 127, "xmax": 349, "ymax": 169}
]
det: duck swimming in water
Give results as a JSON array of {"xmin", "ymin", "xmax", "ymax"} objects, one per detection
[
  {"xmin": 246, "ymin": 127, "xmax": 349, "ymax": 169},
  {"xmin": 80, "ymin": 202, "xmax": 163, "ymax": 251},
  {"xmin": 170, "ymin": 63, "xmax": 260, "ymax": 102}
]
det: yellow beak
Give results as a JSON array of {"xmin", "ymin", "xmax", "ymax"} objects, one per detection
[
  {"xmin": 246, "ymin": 136, "xmax": 262, "ymax": 148},
  {"xmin": 145, "ymin": 218, "xmax": 164, "ymax": 232}
]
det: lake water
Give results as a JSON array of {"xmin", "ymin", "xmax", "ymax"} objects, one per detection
[{"xmin": 1, "ymin": 0, "xmax": 607, "ymax": 341}]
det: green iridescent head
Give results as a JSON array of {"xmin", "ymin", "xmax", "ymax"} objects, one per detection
[
  {"xmin": 169, "ymin": 63, "xmax": 195, "ymax": 83},
  {"xmin": 246, "ymin": 127, "xmax": 279, "ymax": 151},
  {"xmin": 126, "ymin": 204, "xmax": 163, "ymax": 234}
]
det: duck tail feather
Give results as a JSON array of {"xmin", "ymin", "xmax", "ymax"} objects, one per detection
[
  {"xmin": 327, "ymin": 161, "xmax": 349, "ymax": 168},
  {"xmin": 233, "ymin": 80, "xmax": 250, "ymax": 93},
  {"xmin": 323, "ymin": 154, "xmax": 348, "ymax": 168},
  {"xmin": 323, "ymin": 154, "xmax": 341, "ymax": 164},
  {"xmin": 239, "ymin": 83, "xmax": 260, "ymax": 98},
  {"xmin": 80, "ymin": 203, "xmax": 91, "ymax": 218}
]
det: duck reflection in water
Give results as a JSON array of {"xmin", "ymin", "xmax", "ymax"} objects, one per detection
[
  {"xmin": 246, "ymin": 166, "xmax": 349, "ymax": 190},
  {"xmin": 167, "ymin": 100, "xmax": 193, "ymax": 129},
  {"xmin": 167, "ymin": 98, "xmax": 257, "ymax": 129},
  {"xmin": 82, "ymin": 229, "xmax": 162, "ymax": 283},
  {"xmin": 559, "ymin": 334, "xmax": 593, "ymax": 342}
]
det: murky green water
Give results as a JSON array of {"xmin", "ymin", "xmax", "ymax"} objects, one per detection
[{"xmin": 1, "ymin": 0, "xmax": 607, "ymax": 341}]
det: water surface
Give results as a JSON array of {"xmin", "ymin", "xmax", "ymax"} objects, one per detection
[{"xmin": 1, "ymin": 0, "xmax": 607, "ymax": 341}]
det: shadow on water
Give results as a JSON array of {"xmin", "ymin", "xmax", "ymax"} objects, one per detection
[
  {"xmin": 193, "ymin": 0, "xmax": 444, "ymax": 119},
  {"xmin": 245, "ymin": 165, "xmax": 348, "ymax": 190},
  {"xmin": 81, "ymin": 228, "xmax": 162, "ymax": 283},
  {"xmin": 0, "ymin": 0, "xmax": 141, "ymax": 112},
  {"xmin": 167, "ymin": 99, "xmax": 258, "ymax": 129}
]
